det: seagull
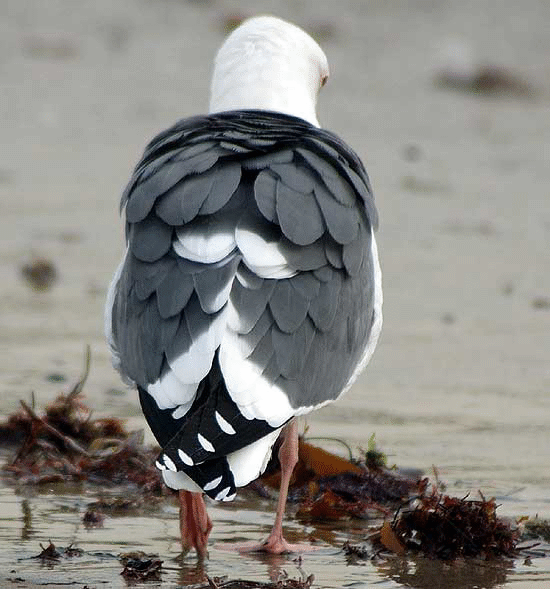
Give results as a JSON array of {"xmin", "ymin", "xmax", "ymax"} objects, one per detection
[{"xmin": 106, "ymin": 15, "xmax": 382, "ymax": 557}]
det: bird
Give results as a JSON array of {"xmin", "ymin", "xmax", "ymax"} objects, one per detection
[{"xmin": 105, "ymin": 15, "xmax": 382, "ymax": 558}]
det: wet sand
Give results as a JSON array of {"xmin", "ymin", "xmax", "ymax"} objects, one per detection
[{"xmin": 1, "ymin": 0, "xmax": 550, "ymax": 586}]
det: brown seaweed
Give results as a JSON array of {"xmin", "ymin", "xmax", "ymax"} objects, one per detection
[
  {"xmin": 1, "ymin": 348, "xmax": 165, "ymax": 501},
  {"xmin": 376, "ymin": 491, "xmax": 518, "ymax": 560},
  {"xmin": 120, "ymin": 551, "xmax": 163, "ymax": 581},
  {"xmin": 259, "ymin": 437, "xmax": 424, "ymax": 522},
  {"xmin": 32, "ymin": 541, "xmax": 83, "ymax": 561}
]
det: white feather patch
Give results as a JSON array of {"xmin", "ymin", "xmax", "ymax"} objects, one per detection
[
  {"xmin": 218, "ymin": 333, "xmax": 265, "ymax": 400},
  {"xmin": 226, "ymin": 429, "xmax": 281, "ymax": 486},
  {"xmin": 174, "ymin": 217, "xmax": 236, "ymax": 263},
  {"xmin": 219, "ymin": 337, "xmax": 295, "ymax": 426},
  {"xmin": 340, "ymin": 233, "xmax": 383, "ymax": 393},
  {"xmin": 104, "ymin": 249, "xmax": 129, "ymax": 378},
  {"xmin": 162, "ymin": 470, "xmax": 202, "ymax": 492},
  {"xmin": 168, "ymin": 306, "xmax": 227, "ymax": 384},
  {"xmin": 235, "ymin": 225, "xmax": 296, "ymax": 279},
  {"xmin": 147, "ymin": 369, "xmax": 198, "ymax": 410},
  {"xmin": 236, "ymin": 382, "xmax": 296, "ymax": 427}
]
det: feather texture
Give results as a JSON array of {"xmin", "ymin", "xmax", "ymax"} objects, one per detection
[{"xmin": 107, "ymin": 110, "xmax": 381, "ymax": 497}]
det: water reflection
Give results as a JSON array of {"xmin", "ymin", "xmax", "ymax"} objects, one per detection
[
  {"xmin": 21, "ymin": 499, "xmax": 33, "ymax": 540},
  {"xmin": 173, "ymin": 543, "xmax": 323, "ymax": 588},
  {"xmin": 376, "ymin": 554, "xmax": 512, "ymax": 589},
  {"xmin": 173, "ymin": 551, "xmax": 296, "ymax": 587},
  {"xmin": 174, "ymin": 557, "xmax": 209, "ymax": 587}
]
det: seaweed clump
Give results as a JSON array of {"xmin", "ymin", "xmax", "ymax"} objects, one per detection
[
  {"xmin": 522, "ymin": 517, "xmax": 550, "ymax": 543},
  {"xmin": 32, "ymin": 541, "xmax": 83, "ymax": 561},
  {"xmin": 376, "ymin": 491, "xmax": 519, "ymax": 560},
  {"xmin": 120, "ymin": 552, "xmax": 163, "ymax": 581},
  {"xmin": 0, "ymin": 348, "xmax": 164, "ymax": 499},
  {"xmin": 257, "ymin": 438, "xmax": 425, "ymax": 521}
]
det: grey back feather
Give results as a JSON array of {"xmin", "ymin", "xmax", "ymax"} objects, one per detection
[{"xmin": 110, "ymin": 110, "xmax": 378, "ymax": 413}]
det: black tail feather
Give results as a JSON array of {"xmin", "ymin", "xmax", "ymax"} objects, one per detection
[{"xmin": 139, "ymin": 353, "xmax": 285, "ymax": 498}]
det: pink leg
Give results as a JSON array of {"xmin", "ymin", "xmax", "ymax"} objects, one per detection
[
  {"xmin": 257, "ymin": 420, "xmax": 301, "ymax": 553},
  {"xmin": 179, "ymin": 490, "xmax": 212, "ymax": 559},
  {"xmin": 226, "ymin": 420, "xmax": 316, "ymax": 554}
]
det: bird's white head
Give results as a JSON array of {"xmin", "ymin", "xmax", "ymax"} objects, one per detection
[{"xmin": 209, "ymin": 16, "xmax": 329, "ymax": 127}]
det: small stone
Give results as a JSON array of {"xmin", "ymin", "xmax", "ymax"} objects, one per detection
[
  {"xmin": 20, "ymin": 258, "xmax": 58, "ymax": 291},
  {"xmin": 532, "ymin": 297, "xmax": 550, "ymax": 310}
]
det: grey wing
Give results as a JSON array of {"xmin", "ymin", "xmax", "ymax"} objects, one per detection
[
  {"xmin": 108, "ymin": 141, "xmax": 243, "ymax": 419},
  {"xmin": 108, "ymin": 117, "xmax": 381, "ymax": 440},
  {"xmin": 218, "ymin": 145, "xmax": 381, "ymax": 429}
]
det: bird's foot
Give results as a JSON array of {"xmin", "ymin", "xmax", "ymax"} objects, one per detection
[
  {"xmin": 179, "ymin": 491, "xmax": 212, "ymax": 560},
  {"xmin": 219, "ymin": 532, "xmax": 318, "ymax": 554}
]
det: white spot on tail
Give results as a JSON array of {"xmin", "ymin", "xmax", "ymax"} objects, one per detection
[
  {"xmin": 163, "ymin": 454, "xmax": 177, "ymax": 472},
  {"xmin": 178, "ymin": 449, "xmax": 194, "ymax": 466},
  {"xmin": 215, "ymin": 487, "xmax": 231, "ymax": 501},
  {"xmin": 198, "ymin": 433, "xmax": 215, "ymax": 452},
  {"xmin": 215, "ymin": 411, "xmax": 236, "ymax": 434},
  {"xmin": 155, "ymin": 460, "xmax": 167, "ymax": 471},
  {"xmin": 203, "ymin": 476, "xmax": 223, "ymax": 491}
]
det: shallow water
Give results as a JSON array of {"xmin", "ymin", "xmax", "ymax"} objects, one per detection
[
  {"xmin": 1, "ymin": 0, "xmax": 550, "ymax": 586},
  {"xmin": 1, "ymin": 480, "xmax": 549, "ymax": 589}
]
